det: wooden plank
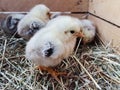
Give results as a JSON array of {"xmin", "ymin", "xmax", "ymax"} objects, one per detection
[
  {"xmin": 71, "ymin": 13, "xmax": 88, "ymax": 19},
  {"xmin": 88, "ymin": 15, "xmax": 120, "ymax": 51},
  {"xmin": 89, "ymin": 0, "xmax": 120, "ymax": 26},
  {"xmin": 0, "ymin": 0, "xmax": 88, "ymax": 12}
]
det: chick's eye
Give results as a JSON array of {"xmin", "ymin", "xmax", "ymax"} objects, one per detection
[
  {"xmin": 47, "ymin": 12, "xmax": 50, "ymax": 16},
  {"xmin": 47, "ymin": 12, "xmax": 51, "ymax": 19},
  {"xmin": 70, "ymin": 30, "xmax": 75, "ymax": 34},
  {"xmin": 47, "ymin": 12, "xmax": 49, "ymax": 15}
]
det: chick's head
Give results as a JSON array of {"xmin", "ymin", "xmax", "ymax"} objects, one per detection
[
  {"xmin": 29, "ymin": 4, "xmax": 51, "ymax": 22},
  {"xmin": 46, "ymin": 16, "xmax": 84, "ymax": 41},
  {"xmin": 81, "ymin": 19, "xmax": 96, "ymax": 44}
]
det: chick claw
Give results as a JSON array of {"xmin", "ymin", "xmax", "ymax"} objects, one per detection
[
  {"xmin": 36, "ymin": 66, "xmax": 67, "ymax": 83},
  {"xmin": 49, "ymin": 70, "xmax": 67, "ymax": 83}
]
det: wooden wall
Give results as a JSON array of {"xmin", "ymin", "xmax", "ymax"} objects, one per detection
[
  {"xmin": 88, "ymin": 0, "xmax": 120, "ymax": 51},
  {"xmin": 0, "ymin": 0, "xmax": 88, "ymax": 12},
  {"xmin": 0, "ymin": 0, "xmax": 88, "ymax": 21}
]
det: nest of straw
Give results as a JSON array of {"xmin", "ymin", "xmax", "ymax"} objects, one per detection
[{"xmin": 0, "ymin": 28, "xmax": 120, "ymax": 90}]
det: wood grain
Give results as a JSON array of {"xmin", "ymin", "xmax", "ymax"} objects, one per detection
[
  {"xmin": 0, "ymin": 0, "xmax": 88, "ymax": 12},
  {"xmin": 88, "ymin": 15, "xmax": 120, "ymax": 51},
  {"xmin": 89, "ymin": 0, "xmax": 120, "ymax": 26}
]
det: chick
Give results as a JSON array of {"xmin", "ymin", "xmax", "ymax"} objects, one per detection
[
  {"xmin": 25, "ymin": 16, "xmax": 84, "ymax": 82},
  {"xmin": 81, "ymin": 19, "xmax": 96, "ymax": 44},
  {"xmin": 17, "ymin": 4, "xmax": 51, "ymax": 40},
  {"xmin": 0, "ymin": 14, "xmax": 24, "ymax": 37}
]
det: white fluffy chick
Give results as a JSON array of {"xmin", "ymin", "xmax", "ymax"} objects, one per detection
[
  {"xmin": 25, "ymin": 16, "xmax": 84, "ymax": 82},
  {"xmin": 17, "ymin": 4, "xmax": 51, "ymax": 40},
  {"xmin": 1, "ymin": 14, "xmax": 24, "ymax": 37},
  {"xmin": 81, "ymin": 19, "xmax": 96, "ymax": 44}
]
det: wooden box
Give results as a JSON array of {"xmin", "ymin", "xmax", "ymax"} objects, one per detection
[{"xmin": 0, "ymin": 0, "xmax": 120, "ymax": 51}]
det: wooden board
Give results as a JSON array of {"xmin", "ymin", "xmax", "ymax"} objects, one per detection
[
  {"xmin": 0, "ymin": 0, "xmax": 88, "ymax": 12},
  {"xmin": 88, "ymin": 15, "xmax": 120, "ymax": 51},
  {"xmin": 89, "ymin": 0, "xmax": 120, "ymax": 26}
]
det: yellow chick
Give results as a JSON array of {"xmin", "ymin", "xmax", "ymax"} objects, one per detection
[
  {"xmin": 17, "ymin": 4, "xmax": 51, "ymax": 40},
  {"xmin": 81, "ymin": 19, "xmax": 96, "ymax": 44},
  {"xmin": 25, "ymin": 16, "xmax": 84, "ymax": 82},
  {"xmin": 1, "ymin": 14, "xmax": 24, "ymax": 37}
]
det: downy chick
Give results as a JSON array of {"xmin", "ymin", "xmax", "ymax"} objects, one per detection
[
  {"xmin": 81, "ymin": 19, "xmax": 96, "ymax": 44},
  {"xmin": 25, "ymin": 16, "xmax": 84, "ymax": 82},
  {"xmin": 17, "ymin": 4, "xmax": 51, "ymax": 40},
  {"xmin": 1, "ymin": 14, "xmax": 24, "ymax": 37}
]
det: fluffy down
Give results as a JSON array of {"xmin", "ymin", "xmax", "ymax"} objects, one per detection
[
  {"xmin": 17, "ymin": 4, "xmax": 50, "ymax": 40},
  {"xmin": 0, "ymin": 14, "xmax": 24, "ymax": 37},
  {"xmin": 25, "ymin": 16, "xmax": 83, "ymax": 67},
  {"xmin": 81, "ymin": 19, "xmax": 96, "ymax": 44}
]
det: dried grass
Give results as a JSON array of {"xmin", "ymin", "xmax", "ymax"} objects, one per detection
[{"xmin": 0, "ymin": 28, "xmax": 120, "ymax": 90}]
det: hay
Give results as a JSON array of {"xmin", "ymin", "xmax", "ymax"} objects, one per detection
[{"xmin": 0, "ymin": 28, "xmax": 120, "ymax": 90}]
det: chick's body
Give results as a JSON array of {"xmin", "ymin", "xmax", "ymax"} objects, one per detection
[
  {"xmin": 26, "ymin": 25, "xmax": 76, "ymax": 67},
  {"xmin": 17, "ymin": 4, "xmax": 50, "ymax": 40},
  {"xmin": 26, "ymin": 16, "xmax": 83, "ymax": 67},
  {"xmin": 1, "ymin": 14, "xmax": 24, "ymax": 37},
  {"xmin": 18, "ymin": 17, "xmax": 45, "ymax": 39}
]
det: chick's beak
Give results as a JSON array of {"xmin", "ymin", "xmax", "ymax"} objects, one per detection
[{"xmin": 74, "ymin": 32, "xmax": 84, "ymax": 38}]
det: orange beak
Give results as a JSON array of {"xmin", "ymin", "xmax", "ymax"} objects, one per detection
[{"xmin": 74, "ymin": 32, "xmax": 84, "ymax": 38}]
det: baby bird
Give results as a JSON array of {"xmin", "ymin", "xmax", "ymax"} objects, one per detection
[
  {"xmin": 25, "ymin": 16, "xmax": 84, "ymax": 82},
  {"xmin": 1, "ymin": 14, "xmax": 24, "ymax": 37},
  {"xmin": 81, "ymin": 19, "xmax": 96, "ymax": 44},
  {"xmin": 17, "ymin": 4, "xmax": 51, "ymax": 40}
]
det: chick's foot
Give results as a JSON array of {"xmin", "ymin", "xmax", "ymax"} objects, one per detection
[{"xmin": 37, "ymin": 66, "xmax": 67, "ymax": 82}]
